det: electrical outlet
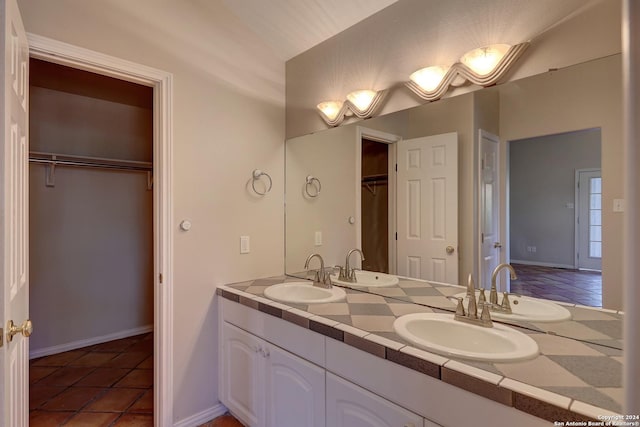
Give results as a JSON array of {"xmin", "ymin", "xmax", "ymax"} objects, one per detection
[
  {"xmin": 531, "ymin": 246, "xmax": 536, "ymax": 253},
  {"xmin": 240, "ymin": 236, "xmax": 250, "ymax": 254}
]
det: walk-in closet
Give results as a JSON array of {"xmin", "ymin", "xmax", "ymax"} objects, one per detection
[{"xmin": 28, "ymin": 58, "xmax": 155, "ymax": 422}]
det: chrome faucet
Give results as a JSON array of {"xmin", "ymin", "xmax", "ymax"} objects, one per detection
[
  {"xmin": 338, "ymin": 249, "xmax": 365, "ymax": 283},
  {"xmin": 490, "ymin": 263, "xmax": 518, "ymax": 309},
  {"xmin": 304, "ymin": 253, "xmax": 332, "ymax": 289},
  {"xmin": 447, "ymin": 274, "xmax": 493, "ymax": 327}
]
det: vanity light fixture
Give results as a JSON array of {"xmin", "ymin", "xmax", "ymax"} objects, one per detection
[
  {"xmin": 406, "ymin": 65, "xmax": 454, "ymax": 101},
  {"xmin": 345, "ymin": 89, "xmax": 386, "ymax": 119},
  {"xmin": 406, "ymin": 42, "xmax": 530, "ymax": 101},
  {"xmin": 460, "ymin": 44, "xmax": 511, "ymax": 76},
  {"xmin": 317, "ymin": 100, "xmax": 348, "ymax": 126},
  {"xmin": 457, "ymin": 42, "xmax": 529, "ymax": 86}
]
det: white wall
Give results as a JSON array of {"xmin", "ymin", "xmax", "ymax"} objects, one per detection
[{"xmin": 17, "ymin": 0, "xmax": 285, "ymax": 423}]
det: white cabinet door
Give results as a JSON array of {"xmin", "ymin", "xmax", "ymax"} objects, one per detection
[
  {"xmin": 265, "ymin": 344, "xmax": 325, "ymax": 427},
  {"xmin": 221, "ymin": 322, "xmax": 264, "ymax": 427},
  {"xmin": 327, "ymin": 373, "xmax": 423, "ymax": 427}
]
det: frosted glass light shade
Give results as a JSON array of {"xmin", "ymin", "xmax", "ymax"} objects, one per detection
[
  {"xmin": 409, "ymin": 66, "xmax": 448, "ymax": 92},
  {"xmin": 460, "ymin": 44, "xmax": 511, "ymax": 76},
  {"xmin": 346, "ymin": 90, "xmax": 378, "ymax": 112},
  {"xmin": 317, "ymin": 101, "xmax": 344, "ymax": 121}
]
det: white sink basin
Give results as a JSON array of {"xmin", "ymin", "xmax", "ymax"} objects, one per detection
[
  {"xmin": 331, "ymin": 270, "xmax": 399, "ymax": 288},
  {"xmin": 393, "ymin": 313, "xmax": 539, "ymax": 362},
  {"xmin": 264, "ymin": 281, "xmax": 346, "ymax": 304},
  {"xmin": 453, "ymin": 292, "xmax": 572, "ymax": 323}
]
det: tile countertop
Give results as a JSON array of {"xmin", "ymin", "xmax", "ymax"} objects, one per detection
[{"xmin": 217, "ymin": 276, "xmax": 625, "ymax": 424}]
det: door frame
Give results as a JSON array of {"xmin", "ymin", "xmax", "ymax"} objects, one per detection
[
  {"xmin": 355, "ymin": 126, "xmax": 401, "ymax": 274},
  {"xmin": 27, "ymin": 34, "xmax": 174, "ymax": 425},
  {"xmin": 476, "ymin": 129, "xmax": 504, "ymax": 290},
  {"xmin": 575, "ymin": 168, "xmax": 602, "ymax": 270}
]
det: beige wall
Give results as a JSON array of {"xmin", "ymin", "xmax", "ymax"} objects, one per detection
[{"xmin": 18, "ymin": 0, "xmax": 285, "ymax": 423}]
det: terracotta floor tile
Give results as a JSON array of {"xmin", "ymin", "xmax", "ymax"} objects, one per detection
[
  {"xmin": 75, "ymin": 367, "xmax": 131, "ymax": 387},
  {"xmin": 29, "ymin": 410, "xmax": 74, "ymax": 426},
  {"xmin": 65, "ymin": 411, "xmax": 120, "ymax": 426},
  {"xmin": 200, "ymin": 414, "xmax": 245, "ymax": 427},
  {"xmin": 69, "ymin": 352, "xmax": 119, "ymax": 367},
  {"xmin": 115, "ymin": 369, "xmax": 153, "ymax": 388},
  {"xmin": 112, "ymin": 413, "xmax": 154, "ymax": 426},
  {"xmin": 128, "ymin": 389, "xmax": 153, "ymax": 413},
  {"xmin": 41, "ymin": 386, "xmax": 104, "ymax": 411},
  {"xmin": 104, "ymin": 351, "xmax": 150, "ymax": 369},
  {"xmin": 85, "ymin": 387, "xmax": 145, "ymax": 412},
  {"xmin": 37, "ymin": 366, "xmax": 95, "ymax": 386},
  {"xmin": 29, "ymin": 384, "xmax": 66, "ymax": 409},
  {"xmin": 30, "ymin": 366, "xmax": 58, "ymax": 384},
  {"xmin": 31, "ymin": 350, "xmax": 87, "ymax": 367}
]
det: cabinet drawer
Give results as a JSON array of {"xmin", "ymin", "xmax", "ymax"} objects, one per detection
[{"xmin": 221, "ymin": 298, "xmax": 326, "ymax": 367}]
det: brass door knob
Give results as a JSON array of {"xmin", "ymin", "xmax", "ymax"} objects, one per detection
[
  {"xmin": 446, "ymin": 245, "xmax": 455, "ymax": 255},
  {"xmin": 7, "ymin": 319, "xmax": 33, "ymax": 342}
]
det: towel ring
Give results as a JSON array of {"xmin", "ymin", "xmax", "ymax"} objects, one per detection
[
  {"xmin": 305, "ymin": 175, "xmax": 321, "ymax": 198},
  {"xmin": 252, "ymin": 169, "xmax": 272, "ymax": 195}
]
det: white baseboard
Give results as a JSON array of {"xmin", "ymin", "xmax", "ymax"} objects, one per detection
[
  {"xmin": 510, "ymin": 259, "xmax": 576, "ymax": 269},
  {"xmin": 173, "ymin": 403, "xmax": 228, "ymax": 427},
  {"xmin": 29, "ymin": 324, "xmax": 153, "ymax": 359}
]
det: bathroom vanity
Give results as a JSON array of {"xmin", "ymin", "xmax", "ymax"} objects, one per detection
[{"xmin": 217, "ymin": 277, "xmax": 622, "ymax": 427}]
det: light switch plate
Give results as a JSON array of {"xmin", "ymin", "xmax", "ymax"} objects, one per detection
[
  {"xmin": 315, "ymin": 231, "xmax": 322, "ymax": 246},
  {"xmin": 613, "ymin": 199, "xmax": 625, "ymax": 212},
  {"xmin": 240, "ymin": 236, "xmax": 250, "ymax": 254}
]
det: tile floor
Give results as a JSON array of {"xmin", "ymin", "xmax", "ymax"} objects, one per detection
[
  {"xmin": 198, "ymin": 414, "xmax": 244, "ymax": 427},
  {"xmin": 30, "ymin": 332, "xmax": 153, "ymax": 426},
  {"xmin": 510, "ymin": 264, "xmax": 602, "ymax": 307}
]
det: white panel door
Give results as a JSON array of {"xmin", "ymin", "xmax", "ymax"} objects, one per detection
[
  {"xmin": 221, "ymin": 322, "xmax": 264, "ymax": 427},
  {"xmin": 1, "ymin": 0, "xmax": 30, "ymax": 425},
  {"xmin": 326, "ymin": 373, "xmax": 423, "ymax": 427},
  {"xmin": 478, "ymin": 130, "xmax": 501, "ymax": 290},
  {"xmin": 397, "ymin": 133, "xmax": 458, "ymax": 283},
  {"xmin": 265, "ymin": 343, "xmax": 325, "ymax": 427}
]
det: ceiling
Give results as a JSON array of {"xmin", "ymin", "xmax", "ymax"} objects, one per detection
[
  {"xmin": 221, "ymin": 0, "xmax": 399, "ymax": 61},
  {"xmin": 222, "ymin": 0, "xmax": 603, "ymax": 62}
]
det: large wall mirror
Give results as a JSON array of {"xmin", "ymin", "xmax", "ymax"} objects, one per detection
[{"xmin": 284, "ymin": 54, "xmax": 622, "ymax": 349}]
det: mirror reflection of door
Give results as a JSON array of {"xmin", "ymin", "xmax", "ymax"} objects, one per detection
[
  {"xmin": 478, "ymin": 130, "xmax": 502, "ymax": 291},
  {"xmin": 396, "ymin": 133, "xmax": 458, "ymax": 283},
  {"xmin": 508, "ymin": 128, "xmax": 602, "ymax": 306}
]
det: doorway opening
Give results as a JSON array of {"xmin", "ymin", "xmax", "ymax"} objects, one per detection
[
  {"xmin": 27, "ymin": 59, "xmax": 155, "ymax": 422},
  {"xmin": 507, "ymin": 128, "xmax": 602, "ymax": 306},
  {"xmin": 361, "ymin": 138, "xmax": 390, "ymax": 273}
]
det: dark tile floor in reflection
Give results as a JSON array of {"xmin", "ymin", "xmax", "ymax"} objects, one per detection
[
  {"xmin": 510, "ymin": 264, "xmax": 602, "ymax": 307},
  {"xmin": 29, "ymin": 333, "xmax": 153, "ymax": 426}
]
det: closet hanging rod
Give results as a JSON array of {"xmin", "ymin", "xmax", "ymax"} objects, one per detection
[{"xmin": 28, "ymin": 151, "xmax": 152, "ymax": 172}]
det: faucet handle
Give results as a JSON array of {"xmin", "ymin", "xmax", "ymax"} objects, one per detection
[
  {"xmin": 478, "ymin": 302, "xmax": 494, "ymax": 327},
  {"xmin": 501, "ymin": 292, "xmax": 512, "ymax": 312},
  {"xmin": 446, "ymin": 296, "xmax": 466, "ymax": 317}
]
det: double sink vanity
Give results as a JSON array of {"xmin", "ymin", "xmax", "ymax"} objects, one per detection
[{"xmin": 217, "ymin": 256, "xmax": 623, "ymax": 427}]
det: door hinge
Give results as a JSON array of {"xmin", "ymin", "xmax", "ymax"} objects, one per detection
[
  {"xmin": 0, "ymin": 328, "xmax": 3, "ymax": 348},
  {"xmin": 395, "ymin": 163, "xmax": 398, "ymax": 172},
  {"xmin": 481, "ymin": 232, "xmax": 484, "ymax": 243},
  {"xmin": 159, "ymin": 273, "xmax": 163, "ymax": 284},
  {"xmin": 395, "ymin": 232, "xmax": 398, "ymax": 240}
]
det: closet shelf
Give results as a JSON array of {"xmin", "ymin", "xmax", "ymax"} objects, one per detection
[{"xmin": 28, "ymin": 151, "xmax": 152, "ymax": 172}]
